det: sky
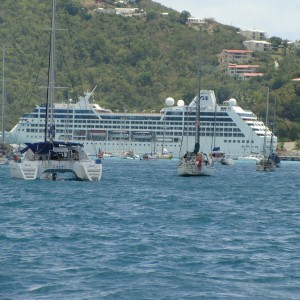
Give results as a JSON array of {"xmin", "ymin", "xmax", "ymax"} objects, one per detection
[{"xmin": 156, "ymin": 0, "xmax": 300, "ymax": 41}]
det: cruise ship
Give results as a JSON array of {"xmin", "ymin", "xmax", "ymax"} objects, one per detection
[{"xmin": 6, "ymin": 89, "xmax": 277, "ymax": 159}]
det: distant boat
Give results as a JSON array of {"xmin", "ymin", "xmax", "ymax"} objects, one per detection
[
  {"xmin": 210, "ymin": 103, "xmax": 234, "ymax": 166},
  {"xmin": 256, "ymin": 87, "xmax": 276, "ymax": 172},
  {"xmin": 9, "ymin": 0, "xmax": 102, "ymax": 181},
  {"xmin": 270, "ymin": 96, "xmax": 280, "ymax": 167},
  {"xmin": 177, "ymin": 42, "xmax": 214, "ymax": 177},
  {"xmin": 119, "ymin": 149, "xmax": 139, "ymax": 159},
  {"xmin": 143, "ymin": 150, "xmax": 172, "ymax": 160},
  {"xmin": 142, "ymin": 153, "xmax": 157, "ymax": 160},
  {"xmin": 177, "ymin": 89, "xmax": 214, "ymax": 176},
  {"xmin": 155, "ymin": 150, "xmax": 173, "ymax": 160},
  {"xmin": 238, "ymin": 154, "xmax": 262, "ymax": 162},
  {"xmin": 220, "ymin": 156, "xmax": 234, "ymax": 166},
  {"xmin": 210, "ymin": 147, "xmax": 234, "ymax": 166},
  {"xmin": 142, "ymin": 133, "xmax": 172, "ymax": 160}
]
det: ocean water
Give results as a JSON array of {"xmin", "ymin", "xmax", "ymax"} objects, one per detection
[{"xmin": 0, "ymin": 159, "xmax": 300, "ymax": 299}]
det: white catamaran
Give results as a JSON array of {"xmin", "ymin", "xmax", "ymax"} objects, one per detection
[{"xmin": 9, "ymin": 0, "xmax": 102, "ymax": 181}]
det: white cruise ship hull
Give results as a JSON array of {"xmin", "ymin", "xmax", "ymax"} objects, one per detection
[{"xmin": 6, "ymin": 90, "xmax": 277, "ymax": 160}]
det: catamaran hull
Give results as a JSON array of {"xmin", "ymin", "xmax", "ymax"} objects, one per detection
[{"xmin": 9, "ymin": 159, "xmax": 102, "ymax": 181}]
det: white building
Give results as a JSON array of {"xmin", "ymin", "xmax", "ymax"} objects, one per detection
[
  {"xmin": 240, "ymin": 29, "xmax": 267, "ymax": 41},
  {"xmin": 219, "ymin": 49, "xmax": 253, "ymax": 66},
  {"xmin": 186, "ymin": 17, "xmax": 206, "ymax": 26},
  {"xmin": 227, "ymin": 64, "xmax": 263, "ymax": 80},
  {"xmin": 243, "ymin": 40, "xmax": 271, "ymax": 52}
]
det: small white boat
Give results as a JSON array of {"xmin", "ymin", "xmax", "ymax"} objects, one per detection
[
  {"xmin": 220, "ymin": 156, "xmax": 235, "ymax": 166},
  {"xmin": 142, "ymin": 153, "xmax": 157, "ymax": 160},
  {"xmin": 238, "ymin": 154, "xmax": 262, "ymax": 161},
  {"xmin": 155, "ymin": 148, "xmax": 173, "ymax": 159},
  {"xmin": 120, "ymin": 150, "xmax": 139, "ymax": 159},
  {"xmin": 210, "ymin": 147, "xmax": 234, "ymax": 166}
]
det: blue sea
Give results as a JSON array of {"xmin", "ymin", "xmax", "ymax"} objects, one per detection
[{"xmin": 0, "ymin": 159, "xmax": 299, "ymax": 299}]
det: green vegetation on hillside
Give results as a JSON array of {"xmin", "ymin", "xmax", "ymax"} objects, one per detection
[{"xmin": 1, "ymin": 0, "xmax": 300, "ymax": 141}]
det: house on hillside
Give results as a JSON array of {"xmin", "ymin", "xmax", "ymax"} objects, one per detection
[
  {"xmin": 243, "ymin": 40, "xmax": 271, "ymax": 52},
  {"xmin": 186, "ymin": 17, "xmax": 206, "ymax": 27},
  {"xmin": 293, "ymin": 40, "xmax": 300, "ymax": 48},
  {"xmin": 218, "ymin": 49, "xmax": 253, "ymax": 67},
  {"xmin": 94, "ymin": 8, "xmax": 116, "ymax": 14},
  {"xmin": 115, "ymin": 8, "xmax": 137, "ymax": 16},
  {"xmin": 239, "ymin": 29, "xmax": 267, "ymax": 41},
  {"xmin": 227, "ymin": 64, "xmax": 263, "ymax": 80}
]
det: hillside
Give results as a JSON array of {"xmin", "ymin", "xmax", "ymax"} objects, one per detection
[{"xmin": 1, "ymin": 0, "xmax": 300, "ymax": 141}]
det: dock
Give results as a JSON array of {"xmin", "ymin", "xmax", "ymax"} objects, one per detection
[{"xmin": 279, "ymin": 156, "xmax": 300, "ymax": 161}]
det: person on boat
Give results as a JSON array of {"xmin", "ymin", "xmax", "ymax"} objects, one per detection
[{"xmin": 203, "ymin": 153, "xmax": 209, "ymax": 165}]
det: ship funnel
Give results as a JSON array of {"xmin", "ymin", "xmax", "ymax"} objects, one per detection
[{"xmin": 189, "ymin": 90, "xmax": 217, "ymax": 111}]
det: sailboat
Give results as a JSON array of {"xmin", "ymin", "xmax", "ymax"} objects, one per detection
[
  {"xmin": 270, "ymin": 96, "xmax": 281, "ymax": 167},
  {"xmin": 156, "ymin": 111, "xmax": 173, "ymax": 159},
  {"xmin": 177, "ymin": 90, "xmax": 214, "ymax": 176},
  {"xmin": 9, "ymin": 0, "xmax": 102, "ymax": 180},
  {"xmin": 142, "ymin": 129, "xmax": 173, "ymax": 160},
  {"xmin": 256, "ymin": 87, "xmax": 276, "ymax": 172},
  {"xmin": 0, "ymin": 47, "xmax": 13, "ymax": 165},
  {"xmin": 210, "ymin": 103, "xmax": 234, "ymax": 166}
]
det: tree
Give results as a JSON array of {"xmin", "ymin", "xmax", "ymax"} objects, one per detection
[
  {"xmin": 179, "ymin": 11, "xmax": 191, "ymax": 24},
  {"xmin": 268, "ymin": 36, "xmax": 282, "ymax": 50},
  {"xmin": 294, "ymin": 140, "xmax": 300, "ymax": 155}
]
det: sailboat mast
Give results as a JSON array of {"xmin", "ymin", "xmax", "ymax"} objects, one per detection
[
  {"xmin": 45, "ymin": 0, "xmax": 56, "ymax": 142},
  {"xmin": 2, "ymin": 47, "xmax": 5, "ymax": 144},
  {"xmin": 269, "ymin": 95, "xmax": 277, "ymax": 156},
  {"xmin": 162, "ymin": 109, "xmax": 166, "ymax": 153},
  {"xmin": 195, "ymin": 65, "xmax": 200, "ymax": 147},
  {"xmin": 263, "ymin": 86, "xmax": 269, "ymax": 156},
  {"xmin": 194, "ymin": 32, "xmax": 202, "ymax": 151}
]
